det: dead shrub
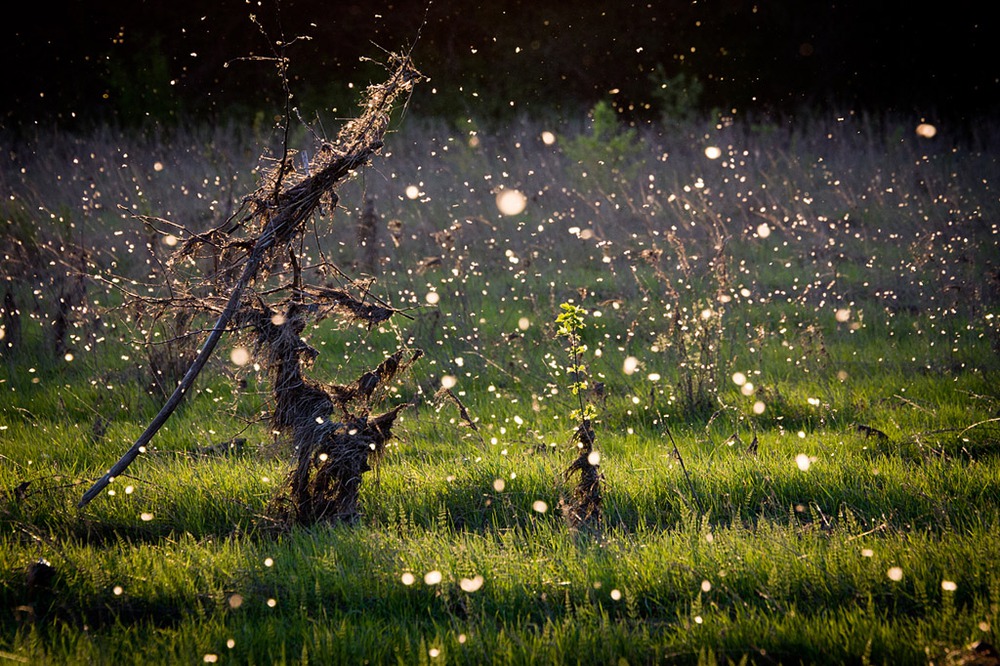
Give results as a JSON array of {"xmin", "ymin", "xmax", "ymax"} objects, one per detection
[{"xmin": 79, "ymin": 53, "xmax": 424, "ymax": 518}]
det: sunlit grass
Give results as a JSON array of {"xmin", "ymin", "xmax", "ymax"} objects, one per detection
[{"xmin": 2, "ymin": 109, "xmax": 999, "ymax": 663}]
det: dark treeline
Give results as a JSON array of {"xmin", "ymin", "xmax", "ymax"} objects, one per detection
[{"xmin": 3, "ymin": 0, "xmax": 995, "ymax": 128}]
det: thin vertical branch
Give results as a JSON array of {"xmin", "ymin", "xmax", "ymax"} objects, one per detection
[{"xmin": 664, "ymin": 423, "xmax": 705, "ymax": 516}]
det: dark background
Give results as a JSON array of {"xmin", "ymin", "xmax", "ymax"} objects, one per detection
[{"xmin": 3, "ymin": 0, "xmax": 996, "ymax": 129}]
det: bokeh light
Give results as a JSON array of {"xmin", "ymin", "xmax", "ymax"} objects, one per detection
[
  {"xmin": 230, "ymin": 347, "xmax": 251, "ymax": 366},
  {"xmin": 496, "ymin": 188, "xmax": 527, "ymax": 216}
]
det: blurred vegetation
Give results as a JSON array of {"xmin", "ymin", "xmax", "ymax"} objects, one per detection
[
  {"xmin": 2, "ymin": 94, "xmax": 999, "ymax": 662},
  {"xmin": 6, "ymin": 0, "xmax": 996, "ymax": 131},
  {"xmin": 561, "ymin": 100, "xmax": 643, "ymax": 195}
]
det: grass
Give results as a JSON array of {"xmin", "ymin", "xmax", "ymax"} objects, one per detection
[{"xmin": 2, "ymin": 107, "xmax": 1000, "ymax": 664}]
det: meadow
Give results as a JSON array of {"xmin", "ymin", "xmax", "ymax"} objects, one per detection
[{"xmin": 2, "ymin": 104, "xmax": 999, "ymax": 664}]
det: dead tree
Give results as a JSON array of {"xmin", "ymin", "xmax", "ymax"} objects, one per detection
[{"xmin": 78, "ymin": 54, "xmax": 423, "ymax": 522}]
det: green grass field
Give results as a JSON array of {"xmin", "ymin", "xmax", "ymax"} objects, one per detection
[{"xmin": 2, "ymin": 108, "xmax": 999, "ymax": 664}]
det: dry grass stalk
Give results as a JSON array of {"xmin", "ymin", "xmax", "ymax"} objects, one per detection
[
  {"xmin": 356, "ymin": 196, "xmax": 380, "ymax": 274},
  {"xmin": 1, "ymin": 291, "xmax": 21, "ymax": 352},
  {"xmin": 434, "ymin": 386, "xmax": 485, "ymax": 444}
]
